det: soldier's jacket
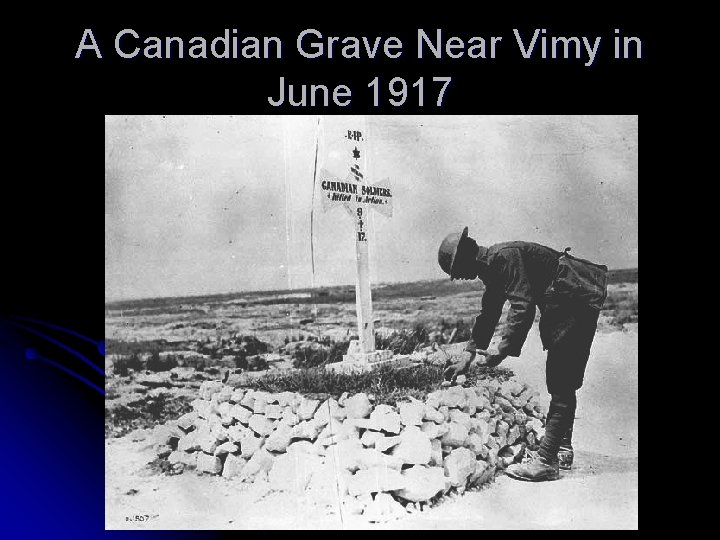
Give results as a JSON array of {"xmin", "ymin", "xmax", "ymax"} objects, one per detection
[{"xmin": 470, "ymin": 241, "xmax": 607, "ymax": 356}]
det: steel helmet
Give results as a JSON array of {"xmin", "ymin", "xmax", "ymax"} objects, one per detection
[{"xmin": 438, "ymin": 226, "xmax": 469, "ymax": 279}]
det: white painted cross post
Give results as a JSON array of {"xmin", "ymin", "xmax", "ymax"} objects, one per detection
[{"xmin": 316, "ymin": 117, "xmax": 394, "ymax": 370}]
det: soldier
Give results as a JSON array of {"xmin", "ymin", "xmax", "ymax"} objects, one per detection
[{"xmin": 438, "ymin": 227, "xmax": 608, "ymax": 481}]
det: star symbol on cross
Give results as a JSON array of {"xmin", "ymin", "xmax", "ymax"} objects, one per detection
[{"xmin": 352, "ymin": 147, "xmax": 360, "ymax": 160}]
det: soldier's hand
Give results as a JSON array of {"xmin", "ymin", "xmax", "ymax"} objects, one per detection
[
  {"xmin": 475, "ymin": 348, "xmax": 507, "ymax": 368},
  {"xmin": 443, "ymin": 350, "xmax": 476, "ymax": 382}
]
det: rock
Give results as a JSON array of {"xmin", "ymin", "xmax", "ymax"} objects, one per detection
[
  {"xmin": 168, "ymin": 450, "xmax": 197, "ymax": 468},
  {"xmin": 189, "ymin": 417, "xmax": 206, "ymax": 434},
  {"xmin": 176, "ymin": 412, "xmax": 199, "ymax": 432},
  {"xmin": 332, "ymin": 420, "xmax": 361, "ymax": 441},
  {"xmin": 198, "ymin": 380, "xmax": 225, "ymax": 400},
  {"xmin": 486, "ymin": 446, "xmax": 498, "ymax": 468},
  {"xmin": 480, "ymin": 380, "xmax": 500, "ymax": 395},
  {"xmin": 210, "ymin": 421, "xmax": 229, "ymax": 440},
  {"xmin": 369, "ymin": 405, "xmax": 402, "ymax": 434},
  {"xmin": 439, "ymin": 388, "xmax": 466, "ymax": 409},
  {"xmin": 399, "ymin": 401, "xmax": 425, "ymax": 426},
  {"xmin": 361, "ymin": 430, "xmax": 384, "ymax": 448},
  {"xmin": 227, "ymin": 424, "xmax": 251, "ymax": 443},
  {"xmin": 507, "ymin": 425, "xmax": 522, "ymax": 446},
  {"xmin": 342, "ymin": 496, "xmax": 366, "ymax": 516},
  {"xmin": 470, "ymin": 419, "xmax": 492, "ymax": 445},
  {"xmin": 240, "ymin": 392, "xmax": 255, "ymax": 410},
  {"xmin": 449, "ymin": 409, "xmax": 472, "ymax": 429},
  {"xmin": 239, "ymin": 433, "xmax": 264, "ymax": 458},
  {"xmin": 214, "ymin": 386, "xmax": 233, "ymax": 404},
  {"xmin": 276, "ymin": 391, "xmax": 297, "ymax": 407},
  {"xmin": 192, "ymin": 398, "xmax": 214, "ymax": 419},
  {"xmin": 248, "ymin": 415, "xmax": 275, "ymax": 437},
  {"xmin": 430, "ymin": 439, "xmax": 443, "ymax": 466},
  {"xmin": 363, "ymin": 493, "xmax": 407, "ymax": 523},
  {"xmin": 526, "ymin": 432, "xmax": 537, "ymax": 446},
  {"xmin": 230, "ymin": 388, "xmax": 245, "ymax": 403},
  {"xmin": 155, "ymin": 444, "xmax": 172, "ymax": 458},
  {"xmin": 441, "ymin": 422, "xmax": 469, "ymax": 447},
  {"xmin": 465, "ymin": 433, "xmax": 486, "ymax": 455},
  {"xmin": 485, "ymin": 434, "xmax": 499, "ymax": 450},
  {"xmin": 197, "ymin": 430, "xmax": 222, "ymax": 454},
  {"xmin": 509, "ymin": 443, "xmax": 526, "ymax": 462},
  {"xmin": 495, "ymin": 396, "xmax": 515, "ymax": 414},
  {"xmin": 214, "ymin": 441, "xmax": 239, "ymax": 456},
  {"xmin": 391, "ymin": 427, "xmax": 432, "ymax": 465},
  {"xmin": 420, "ymin": 421, "xmax": 449, "ymax": 440},
  {"xmin": 253, "ymin": 391, "xmax": 273, "ymax": 405},
  {"xmin": 177, "ymin": 431, "xmax": 201, "ymax": 452},
  {"xmin": 345, "ymin": 393, "xmax": 372, "ymax": 419},
  {"xmin": 456, "ymin": 375, "xmax": 467, "ymax": 385},
  {"xmin": 496, "ymin": 420, "xmax": 510, "ymax": 438},
  {"xmin": 514, "ymin": 411, "xmax": 528, "ymax": 425},
  {"xmin": 499, "ymin": 380, "xmax": 524, "ymax": 398},
  {"xmin": 281, "ymin": 409, "xmax": 299, "ymax": 426},
  {"xmin": 348, "ymin": 467, "xmax": 406, "ymax": 496},
  {"xmin": 221, "ymin": 453, "xmax": 246, "ymax": 478},
  {"xmin": 468, "ymin": 459, "xmax": 490, "ymax": 486},
  {"xmin": 217, "ymin": 400, "xmax": 232, "ymax": 416},
  {"xmin": 154, "ymin": 424, "xmax": 183, "ymax": 446},
  {"xmin": 423, "ymin": 405, "xmax": 445, "ymax": 424},
  {"xmin": 425, "ymin": 393, "xmax": 441, "ymax": 410},
  {"xmin": 265, "ymin": 422, "xmax": 293, "ymax": 453},
  {"xmin": 230, "ymin": 404, "xmax": 253, "ymax": 424},
  {"xmin": 526, "ymin": 418, "xmax": 545, "ymax": 434},
  {"xmin": 501, "ymin": 412, "xmax": 516, "ymax": 425},
  {"xmin": 337, "ymin": 445, "xmax": 404, "ymax": 472},
  {"xmin": 240, "ymin": 449, "xmax": 274, "ymax": 481},
  {"xmin": 396, "ymin": 466, "xmax": 447, "ymax": 502},
  {"xmin": 375, "ymin": 435, "xmax": 402, "ymax": 453},
  {"xmin": 265, "ymin": 404, "xmax": 283, "ymax": 420},
  {"xmin": 253, "ymin": 399, "xmax": 268, "ymax": 415},
  {"xmin": 196, "ymin": 453, "xmax": 222, "ymax": 474},
  {"xmin": 314, "ymin": 398, "xmax": 345, "ymax": 426},
  {"xmin": 306, "ymin": 461, "xmax": 352, "ymax": 507},
  {"xmin": 286, "ymin": 440, "xmax": 316, "ymax": 456},
  {"xmin": 297, "ymin": 398, "xmax": 321, "ymax": 421},
  {"xmin": 268, "ymin": 451, "xmax": 323, "ymax": 492},
  {"xmin": 438, "ymin": 405, "xmax": 450, "ymax": 420},
  {"xmin": 444, "ymin": 447, "xmax": 476, "ymax": 487},
  {"xmin": 292, "ymin": 419, "xmax": 323, "ymax": 441}
]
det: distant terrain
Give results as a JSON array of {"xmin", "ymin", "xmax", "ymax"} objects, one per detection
[{"xmin": 106, "ymin": 268, "xmax": 637, "ymax": 312}]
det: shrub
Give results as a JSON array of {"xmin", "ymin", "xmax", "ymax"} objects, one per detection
[
  {"xmin": 113, "ymin": 353, "xmax": 144, "ymax": 377},
  {"xmin": 146, "ymin": 351, "xmax": 178, "ymax": 372},
  {"xmin": 105, "ymin": 392, "xmax": 193, "ymax": 438},
  {"xmin": 242, "ymin": 361, "xmax": 514, "ymax": 405}
]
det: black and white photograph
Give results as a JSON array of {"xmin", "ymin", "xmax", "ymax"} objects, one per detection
[{"xmin": 104, "ymin": 114, "xmax": 638, "ymax": 529}]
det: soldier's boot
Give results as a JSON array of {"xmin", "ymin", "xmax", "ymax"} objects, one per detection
[
  {"xmin": 506, "ymin": 452, "xmax": 559, "ymax": 482},
  {"xmin": 558, "ymin": 424, "xmax": 574, "ymax": 470},
  {"xmin": 506, "ymin": 392, "xmax": 575, "ymax": 482}
]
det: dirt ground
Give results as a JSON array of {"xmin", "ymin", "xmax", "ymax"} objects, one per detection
[{"xmin": 105, "ymin": 324, "xmax": 638, "ymax": 530}]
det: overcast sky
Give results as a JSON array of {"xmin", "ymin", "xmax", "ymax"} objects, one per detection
[{"xmin": 105, "ymin": 115, "xmax": 638, "ymax": 302}]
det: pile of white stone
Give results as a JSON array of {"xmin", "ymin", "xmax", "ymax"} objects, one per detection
[{"xmin": 152, "ymin": 378, "xmax": 546, "ymax": 522}]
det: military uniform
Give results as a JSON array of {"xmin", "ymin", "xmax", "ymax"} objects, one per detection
[{"xmin": 469, "ymin": 241, "xmax": 601, "ymax": 394}]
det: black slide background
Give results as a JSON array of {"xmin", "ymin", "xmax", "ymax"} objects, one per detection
[{"xmin": 3, "ymin": 7, "xmax": 658, "ymax": 538}]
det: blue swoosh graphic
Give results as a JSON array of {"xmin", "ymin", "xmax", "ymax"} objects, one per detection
[
  {"xmin": 11, "ymin": 322, "xmax": 106, "ymax": 376},
  {"xmin": 9, "ymin": 316, "xmax": 105, "ymax": 355},
  {"xmin": 26, "ymin": 348, "xmax": 105, "ymax": 396}
]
